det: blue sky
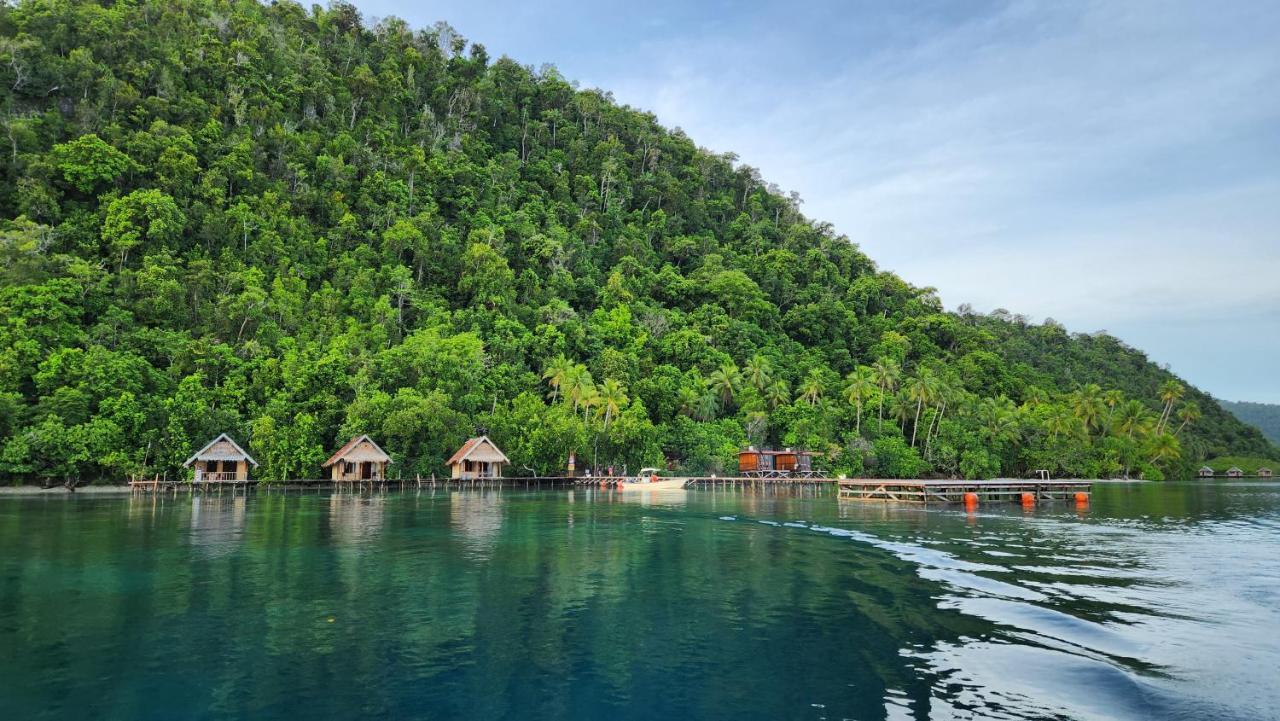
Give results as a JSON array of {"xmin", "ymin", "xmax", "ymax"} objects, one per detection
[{"xmin": 359, "ymin": 1, "xmax": 1280, "ymax": 403}]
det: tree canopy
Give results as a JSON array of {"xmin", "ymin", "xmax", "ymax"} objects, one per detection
[{"xmin": 0, "ymin": 0, "xmax": 1273, "ymax": 484}]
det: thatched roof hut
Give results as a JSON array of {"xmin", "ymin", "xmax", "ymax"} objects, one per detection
[
  {"xmin": 447, "ymin": 436, "xmax": 509, "ymax": 479},
  {"xmin": 1257, "ymin": 467, "xmax": 1273, "ymax": 478},
  {"xmin": 1226, "ymin": 466, "xmax": 1244, "ymax": 478},
  {"xmin": 184, "ymin": 434, "xmax": 257, "ymax": 482},
  {"xmin": 323, "ymin": 435, "xmax": 392, "ymax": 481},
  {"xmin": 1197, "ymin": 466, "xmax": 1215, "ymax": 478}
]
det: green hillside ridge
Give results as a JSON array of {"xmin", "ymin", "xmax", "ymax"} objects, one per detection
[
  {"xmin": 0, "ymin": 0, "xmax": 1274, "ymax": 484},
  {"xmin": 1219, "ymin": 400, "xmax": 1280, "ymax": 446}
]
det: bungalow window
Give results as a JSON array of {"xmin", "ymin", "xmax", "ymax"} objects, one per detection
[
  {"xmin": 344, "ymin": 461, "xmax": 355, "ymax": 476},
  {"xmin": 206, "ymin": 461, "xmax": 218, "ymax": 473}
]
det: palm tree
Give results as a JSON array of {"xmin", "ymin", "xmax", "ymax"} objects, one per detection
[
  {"xmin": 889, "ymin": 391, "xmax": 913, "ymax": 430},
  {"xmin": 678, "ymin": 386, "xmax": 702, "ymax": 417},
  {"xmin": 799, "ymin": 368, "xmax": 825, "ymax": 406},
  {"xmin": 579, "ymin": 383, "xmax": 600, "ymax": 424},
  {"xmin": 1023, "ymin": 386, "xmax": 1049, "ymax": 408},
  {"xmin": 1102, "ymin": 389, "xmax": 1124, "ymax": 422},
  {"xmin": 695, "ymin": 387, "xmax": 720, "ymax": 421},
  {"xmin": 905, "ymin": 371, "xmax": 937, "ymax": 447},
  {"xmin": 542, "ymin": 354, "xmax": 572, "ymax": 403},
  {"xmin": 872, "ymin": 358, "xmax": 901, "ymax": 427},
  {"xmin": 1114, "ymin": 400, "xmax": 1152, "ymax": 441},
  {"xmin": 1156, "ymin": 380, "xmax": 1185, "ymax": 433},
  {"xmin": 709, "ymin": 362, "xmax": 740, "ymax": 408},
  {"xmin": 744, "ymin": 354, "xmax": 772, "ymax": 393},
  {"xmin": 597, "ymin": 378, "xmax": 628, "ymax": 430},
  {"xmin": 1071, "ymin": 384, "xmax": 1105, "ymax": 434},
  {"xmin": 564, "ymin": 364, "xmax": 595, "ymax": 414},
  {"xmin": 1173, "ymin": 401, "xmax": 1201, "ymax": 436},
  {"xmin": 924, "ymin": 378, "xmax": 953, "ymax": 454},
  {"xmin": 843, "ymin": 367, "xmax": 876, "ymax": 437},
  {"xmin": 1045, "ymin": 406, "xmax": 1081, "ymax": 441},
  {"xmin": 1147, "ymin": 432, "xmax": 1182, "ymax": 465},
  {"xmin": 765, "ymin": 378, "xmax": 791, "ymax": 410}
]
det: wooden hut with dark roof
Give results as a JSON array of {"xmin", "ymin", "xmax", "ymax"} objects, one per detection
[
  {"xmin": 1257, "ymin": 467, "xmax": 1273, "ymax": 479},
  {"xmin": 446, "ymin": 436, "xmax": 509, "ymax": 480},
  {"xmin": 323, "ymin": 435, "xmax": 392, "ymax": 481},
  {"xmin": 184, "ymin": 434, "xmax": 257, "ymax": 482}
]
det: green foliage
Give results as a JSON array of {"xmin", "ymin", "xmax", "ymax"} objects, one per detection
[
  {"xmin": 0, "ymin": 0, "xmax": 1272, "ymax": 484},
  {"xmin": 1219, "ymin": 401, "xmax": 1280, "ymax": 446}
]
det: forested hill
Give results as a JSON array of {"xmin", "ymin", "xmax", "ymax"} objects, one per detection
[
  {"xmin": 0, "ymin": 0, "xmax": 1273, "ymax": 484},
  {"xmin": 1220, "ymin": 401, "xmax": 1280, "ymax": 445}
]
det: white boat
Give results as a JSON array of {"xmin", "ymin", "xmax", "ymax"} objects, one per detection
[{"xmin": 616, "ymin": 468, "xmax": 687, "ymax": 491}]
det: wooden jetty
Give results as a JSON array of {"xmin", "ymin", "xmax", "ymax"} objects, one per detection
[{"xmin": 838, "ymin": 478, "xmax": 1091, "ymax": 504}]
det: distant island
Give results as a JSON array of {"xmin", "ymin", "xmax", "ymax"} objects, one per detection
[{"xmin": 0, "ymin": 0, "xmax": 1275, "ymax": 486}]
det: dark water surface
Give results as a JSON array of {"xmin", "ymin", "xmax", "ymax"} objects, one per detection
[{"xmin": 2, "ymin": 482, "xmax": 1279, "ymax": 720}]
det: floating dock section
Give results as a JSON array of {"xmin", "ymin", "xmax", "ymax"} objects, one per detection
[{"xmin": 838, "ymin": 478, "xmax": 1091, "ymax": 504}]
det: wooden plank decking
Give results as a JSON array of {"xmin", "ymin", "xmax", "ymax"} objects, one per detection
[{"xmin": 838, "ymin": 478, "xmax": 1091, "ymax": 504}]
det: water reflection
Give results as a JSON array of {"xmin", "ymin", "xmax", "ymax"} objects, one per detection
[
  {"xmin": 188, "ymin": 494, "xmax": 247, "ymax": 556},
  {"xmin": 0, "ymin": 483, "xmax": 1277, "ymax": 721}
]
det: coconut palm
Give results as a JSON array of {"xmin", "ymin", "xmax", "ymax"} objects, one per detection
[
  {"xmin": 564, "ymin": 364, "xmax": 595, "ymax": 414},
  {"xmin": 1156, "ymin": 379, "xmax": 1185, "ymax": 433},
  {"xmin": 843, "ymin": 367, "xmax": 876, "ymax": 436},
  {"xmin": 924, "ymin": 378, "xmax": 954, "ymax": 454},
  {"xmin": 871, "ymin": 358, "xmax": 901, "ymax": 427},
  {"xmin": 1071, "ymin": 383, "xmax": 1105, "ymax": 434},
  {"xmin": 596, "ymin": 378, "xmax": 628, "ymax": 430},
  {"xmin": 889, "ymin": 391, "xmax": 913, "ymax": 430},
  {"xmin": 1045, "ymin": 406, "xmax": 1081, "ymax": 441},
  {"xmin": 1147, "ymin": 432, "xmax": 1182, "ymax": 465},
  {"xmin": 579, "ymin": 383, "xmax": 600, "ymax": 424},
  {"xmin": 905, "ymin": 371, "xmax": 938, "ymax": 447},
  {"xmin": 1114, "ymin": 399, "xmax": 1152, "ymax": 441},
  {"xmin": 1173, "ymin": 401, "xmax": 1201, "ymax": 436},
  {"xmin": 744, "ymin": 354, "xmax": 772, "ymax": 393},
  {"xmin": 799, "ymin": 368, "xmax": 825, "ymax": 406},
  {"xmin": 541, "ymin": 354, "xmax": 572, "ymax": 403},
  {"xmin": 1023, "ymin": 386, "xmax": 1049, "ymax": 408},
  {"xmin": 1102, "ymin": 389, "xmax": 1124, "ymax": 421},
  {"xmin": 678, "ymin": 386, "xmax": 702, "ymax": 418},
  {"xmin": 695, "ymin": 387, "xmax": 720, "ymax": 422},
  {"xmin": 709, "ymin": 362, "xmax": 740, "ymax": 408},
  {"xmin": 765, "ymin": 378, "xmax": 791, "ymax": 410}
]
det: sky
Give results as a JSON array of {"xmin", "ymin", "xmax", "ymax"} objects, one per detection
[{"xmin": 357, "ymin": 0, "xmax": 1280, "ymax": 403}]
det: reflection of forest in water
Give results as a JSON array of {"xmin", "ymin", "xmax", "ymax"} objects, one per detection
[{"xmin": 4, "ymin": 484, "xmax": 1274, "ymax": 720}]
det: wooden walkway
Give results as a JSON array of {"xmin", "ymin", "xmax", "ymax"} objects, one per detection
[{"xmin": 838, "ymin": 478, "xmax": 1091, "ymax": 505}]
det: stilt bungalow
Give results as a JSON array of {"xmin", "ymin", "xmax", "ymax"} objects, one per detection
[
  {"xmin": 738, "ymin": 447, "xmax": 819, "ymax": 478},
  {"xmin": 1258, "ymin": 467, "xmax": 1273, "ymax": 479},
  {"xmin": 185, "ymin": 434, "xmax": 257, "ymax": 482},
  {"xmin": 323, "ymin": 435, "xmax": 392, "ymax": 481},
  {"xmin": 1198, "ymin": 466, "xmax": 1215, "ymax": 478},
  {"xmin": 1226, "ymin": 466, "xmax": 1244, "ymax": 478},
  {"xmin": 447, "ymin": 436, "xmax": 509, "ymax": 480}
]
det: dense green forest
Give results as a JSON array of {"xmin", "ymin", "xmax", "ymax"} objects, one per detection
[
  {"xmin": 1219, "ymin": 401, "xmax": 1280, "ymax": 446},
  {"xmin": 0, "ymin": 0, "xmax": 1273, "ymax": 484}
]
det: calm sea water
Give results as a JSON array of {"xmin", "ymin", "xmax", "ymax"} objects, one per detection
[{"xmin": 1, "ymin": 482, "xmax": 1278, "ymax": 721}]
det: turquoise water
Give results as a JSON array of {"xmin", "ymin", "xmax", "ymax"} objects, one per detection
[{"xmin": 2, "ymin": 482, "xmax": 1278, "ymax": 720}]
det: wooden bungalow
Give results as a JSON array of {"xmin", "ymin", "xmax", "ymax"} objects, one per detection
[
  {"xmin": 1197, "ymin": 466, "xmax": 1215, "ymax": 478},
  {"xmin": 184, "ymin": 434, "xmax": 257, "ymax": 482},
  {"xmin": 323, "ymin": 435, "xmax": 392, "ymax": 481},
  {"xmin": 1257, "ymin": 467, "xmax": 1273, "ymax": 479},
  {"xmin": 1226, "ymin": 466, "xmax": 1245, "ymax": 478},
  {"xmin": 447, "ymin": 436, "xmax": 509, "ymax": 480},
  {"xmin": 738, "ymin": 447, "xmax": 818, "ymax": 478}
]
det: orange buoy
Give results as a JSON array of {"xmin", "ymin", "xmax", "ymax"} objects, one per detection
[
  {"xmin": 1074, "ymin": 492, "xmax": 1089, "ymax": 505},
  {"xmin": 1021, "ymin": 492, "xmax": 1035, "ymax": 507},
  {"xmin": 963, "ymin": 492, "xmax": 979, "ymax": 508}
]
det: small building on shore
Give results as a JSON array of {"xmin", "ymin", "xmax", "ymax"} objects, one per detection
[
  {"xmin": 447, "ymin": 436, "xmax": 509, "ymax": 479},
  {"xmin": 185, "ymin": 434, "xmax": 257, "ymax": 482},
  {"xmin": 1197, "ymin": 466, "xmax": 1215, "ymax": 478},
  {"xmin": 1258, "ymin": 467, "xmax": 1273, "ymax": 479},
  {"xmin": 738, "ymin": 447, "xmax": 817, "ymax": 477},
  {"xmin": 1226, "ymin": 466, "xmax": 1245, "ymax": 478},
  {"xmin": 323, "ymin": 435, "xmax": 392, "ymax": 481}
]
